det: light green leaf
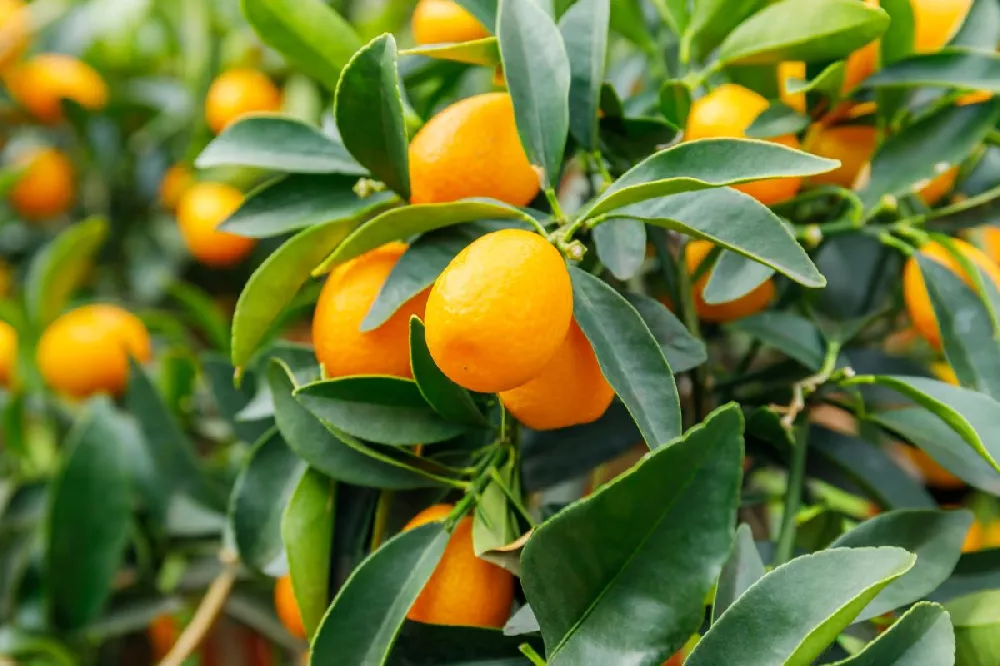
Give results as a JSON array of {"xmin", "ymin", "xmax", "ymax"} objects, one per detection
[
  {"xmin": 683, "ymin": 0, "xmax": 767, "ymax": 62},
  {"xmin": 401, "ymin": 38, "xmax": 501, "ymax": 66},
  {"xmin": 282, "ymin": 468, "xmax": 334, "ymax": 638},
  {"xmin": 25, "ymin": 216, "xmax": 107, "ymax": 328},
  {"xmin": 948, "ymin": 589, "xmax": 1000, "ymax": 665},
  {"xmin": 831, "ymin": 602, "xmax": 955, "ymax": 666}
]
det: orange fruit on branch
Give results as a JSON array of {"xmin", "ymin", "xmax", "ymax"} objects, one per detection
[
  {"xmin": 684, "ymin": 240, "xmax": 775, "ymax": 323},
  {"xmin": 0, "ymin": 0, "xmax": 28, "ymax": 72},
  {"xmin": 7, "ymin": 147, "xmax": 75, "ymax": 221},
  {"xmin": 275, "ymin": 574, "xmax": 306, "ymax": 639},
  {"xmin": 0, "ymin": 320, "xmax": 16, "ymax": 388},
  {"xmin": 425, "ymin": 229, "xmax": 572, "ymax": 393},
  {"xmin": 176, "ymin": 182, "xmax": 255, "ymax": 267},
  {"xmin": 803, "ymin": 124, "xmax": 877, "ymax": 189},
  {"xmin": 159, "ymin": 164, "xmax": 194, "ymax": 212},
  {"xmin": 205, "ymin": 68, "xmax": 282, "ymax": 134},
  {"xmin": 412, "ymin": 0, "xmax": 489, "ymax": 45},
  {"xmin": 4, "ymin": 54, "xmax": 107, "ymax": 124}
]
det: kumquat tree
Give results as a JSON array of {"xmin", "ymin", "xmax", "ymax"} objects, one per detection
[{"xmin": 5, "ymin": 0, "xmax": 1000, "ymax": 664}]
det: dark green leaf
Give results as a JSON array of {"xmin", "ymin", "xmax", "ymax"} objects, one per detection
[
  {"xmin": 282, "ymin": 467, "xmax": 334, "ymax": 637},
  {"xmin": 623, "ymin": 292, "xmax": 708, "ymax": 373},
  {"xmin": 862, "ymin": 49, "xmax": 1000, "ymax": 92},
  {"xmin": 310, "ymin": 523, "xmax": 448, "ymax": 666},
  {"xmin": 409, "ymin": 318, "xmax": 486, "ymax": 427},
  {"xmin": 570, "ymin": 268, "xmax": 681, "ymax": 448},
  {"xmin": 946, "ymin": 589, "xmax": 1000, "ymax": 665},
  {"xmin": 686, "ymin": 547, "xmax": 916, "ymax": 666},
  {"xmin": 335, "ymin": 34, "xmax": 410, "ymax": 199},
  {"xmin": 497, "ymin": 0, "xmax": 571, "ymax": 187},
  {"xmin": 593, "ymin": 217, "xmax": 646, "ymax": 281},
  {"xmin": 168, "ymin": 283, "xmax": 230, "ymax": 352},
  {"xmin": 658, "ymin": 80, "xmax": 692, "ymax": 130},
  {"xmin": 713, "ymin": 523, "xmax": 766, "ymax": 623},
  {"xmin": 25, "ymin": 216, "xmax": 107, "ymax": 328},
  {"xmin": 195, "ymin": 116, "xmax": 365, "ymax": 173},
  {"xmin": 241, "ymin": 0, "xmax": 361, "ymax": 88},
  {"xmin": 745, "ymin": 102, "xmax": 811, "ymax": 139},
  {"xmin": 559, "ymin": 0, "xmax": 609, "ymax": 150},
  {"xmin": 521, "ymin": 404, "xmax": 743, "ymax": 665},
  {"xmin": 730, "ymin": 312, "xmax": 825, "ymax": 370},
  {"xmin": 390, "ymin": 622, "xmax": 538, "ymax": 665},
  {"xmin": 401, "ymin": 38, "xmax": 501, "ymax": 66},
  {"xmin": 47, "ymin": 399, "xmax": 131, "ymax": 631},
  {"xmin": 831, "ymin": 602, "xmax": 954, "ymax": 665},
  {"xmin": 230, "ymin": 430, "xmax": 305, "ymax": 575},
  {"xmin": 879, "ymin": 0, "xmax": 915, "ymax": 66},
  {"xmin": 221, "ymin": 175, "xmax": 396, "ymax": 238},
  {"xmin": 202, "ymin": 355, "xmax": 272, "ymax": 444},
  {"xmin": 703, "ymin": 250, "xmax": 775, "ymax": 305},
  {"xmin": 296, "ymin": 376, "xmax": 469, "ymax": 445},
  {"xmin": 683, "ymin": 0, "xmax": 767, "ymax": 62},
  {"xmin": 718, "ymin": 0, "xmax": 890, "ymax": 66}
]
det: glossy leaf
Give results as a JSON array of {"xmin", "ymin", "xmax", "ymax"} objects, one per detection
[
  {"xmin": 25, "ymin": 216, "xmax": 107, "ymax": 328},
  {"xmin": 658, "ymin": 80, "xmax": 692, "ymax": 130},
  {"xmin": 202, "ymin": 355, "xmax": 272, "ymax": 444},
  {"xmin": 270, "ymin": 361, "xmax": 438, "ymax": 489},
  {"xmin": 718, "ymin": 0, "xmax": 890, "ymax": 66},
  {"xmin": 47, "ymin": 399, "xmax": 131, "ymax": 631},
  {"xmin": 831, "ymin": 509, "xmax": 972, "ymax": 621},
  {"xmin": 389, "ymin": 622, "xmax": 538, "ymax": 665},
  {"xmin": 231, "ymin": 218, "xmax": 358, "ymax": 369},
  {"xmin": 609, "ymin": 0, "xmax": 655, "ymax": 52},
  {"xmin": 686, "ymin": 547, "xmax": 917, "ymax": 666},
  {"xmin": 570, "ymin": 268, "xmax": 682, "ymax": 448},
  {"xmin": 713, "ymin": 523, "xmax": 766, "ymax": 623},
  {"xmin": 221, "ymin": 175, "xmax": 396, "ymax": 238},
  {"xmin": 310, "ymin": 523, "xmax": 448, "ymax": 666},
  {"xmin": 831, "ymin": 602, "xmax": 955, "ymax": 665},
  {"xmin": 745, "ymin": 103, "xmax": 811, "ymax": 139},
  {"xmin": 879, "ymin": 0, "xmax": 915, "ymax": 66},
  {"xmin": 703, "ymin": 250, "xmax": 775, "ymax": 305},
  {"xmin": 559, "ymin": 0, "xmax": 609, "ymax": 150},
  {"xmin": 521, "ymin": 404, "xmax": 743, "ymax": 665},
  {"xmin": 230, "ymin": 430, "xmax": 305, "ymax": 575},
  {"xmin": 946, "ymin": 589, "xmax": 1000, "ymax": 665},
  {"xmin": 581, "ymin": 138, "xmax": 837, "ymax": 220},
  {"xmin": 497, "ymin": 0, "xmax": 571, "ymax": 187},
  {"xmin": 862, "ymin": 49, "xmax": 1000, "ymax": 91},
  {"xmin": 335, "ymin": 34, "xmax": 410, "ymax": 199},
  {"xmin": 401, "ymin": 38, "xmax": 501, "ymax": 66},
  {"xmin": 241, "ymin": 0, "xmax": 361, "ymax": 88},
  {"xmin": 195, "ymin": 116, "xmax": 364, "ymax": 173},
  {"xmin": 683, "ymin": 0, "xmax": 766, "ymax": 61},
  {"xmin": 409, "ymin": 318, "xmax": 486, "ymax": 427},
  {"xmin": 282, "ymin": 468, "xmax": 334, "ymax": 638},
  {"xmin": 730, "ymin": 312, "xmax": 826, "ymax": 370},
  {"xmin": 623, "ymin": 293, "xmax": 708, "ymax": 373},
  {"xmin": 593, "ymin": 217, "xmax": 646, "ymax": 281}
]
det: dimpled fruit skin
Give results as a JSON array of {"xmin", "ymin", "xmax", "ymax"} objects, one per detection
[
  {"xmin": 37, "ymin": 304, "xmax": 151, "ymax": 398},
  {"xmin": 903, "ymin": 239, "xmax": 1000, "ymax": 349},
  {"xmin": 412, "ymin": 0, "xmax": 489, "ymax": 45},
  {"xmin": 0, "ymin": 0, "xmax": 28, "ymax": 71},
  {"xmin": 686, "ymin": 240, "xmax": 775, "ymax": 323},
  {"xmin": 804, "ymin": 125, "xmax": 877, "ymax": 189},
  {"xmin": 274, "ymin": 574, "xmax": 306, "ymax": 639},
  {"xmin": 499, "ymin": 322, "xmax": 614, "ymax": 431},
  {"xmin": 685, "ymin": 84, "xmax": 801, "ymax": 206},
  {"xmin": 312, "ymin": 242, "xmax": 428, "ymax": 379},
  {"xmin": 405, "ymin": 504, "xmax": 514, "ymax": 627},
  {"xmin": 0, "ymin": 320, "xmax": 16, "ymax": 388},
  {"xmin": 205, "ymin": 68, "xmax": 281, "ymax": 134},
  {"xmin": 177, "ymin": 182, "xmax": 255, "ymax": 267},
  {"xmin": 425, "ymin": 229, "xmax": 573, "ymax": 393},
  {"xmin": 8, "ymin": 148, "xmax": 75, "ymax": 221},
  {"xmin": 5, "ymin": 54, "xmax": 107, "ymax": 124},
  {"xmin": 409, "ymin": 93, "xmax": 541, "ymax": 207}
]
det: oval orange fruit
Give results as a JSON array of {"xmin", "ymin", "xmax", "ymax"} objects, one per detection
[
  {"xmin": 0, "ymin": 0, "xmax": 28, "ymax": 72},
  {"xmin": 685, "ymin": 240, "xmax": 775, "ymax": 323},
  {"xmin": 176, "ymin": 182, "xmax": 255, "ymax": 267},
  {"xmin": 4, "ymin": 54, "xmax": 108, "ymax": 123},
  {"xmin": 205, "ymin": 68, "xmax": 282, "ymax": 134},
  {"xmin": 0, "ymin": 320, "xmax": 16, "ymax": 388},
  {"xmin": 160, "ymin": 164, "xmax": 194, "ymax": 212},
  {"xmin": 803, "ymin": 124, "xmax": 877, "ymax": 189},
  {"xmin": 7, "ymin": 147, "xmax": 75, "ymax": 221},
  {"xmin": 412, "ymin": 0, "xmax": 489, "ymax": 45},
  {"xmin": 274, "ymin": 574, "xmax": 306, "ymax": 639}
]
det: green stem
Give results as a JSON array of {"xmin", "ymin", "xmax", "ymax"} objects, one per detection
[
  {"xmin": 590, "ymin": 151, "xmax": 614, "ymax": 187},
  {"xmin": 488, "ymin": 467, "xmax": 536, "ymax": 527},
  {"xmin": 774, "ymin": 424, "xmax": 809, "ymax": 566},
  {"xmin": 520, "ymin": 644, "xmax": 547, "ymax": 666},
  {"xmin": 545, "ymin": 188, "xmax": 567, "ymax": 223}
]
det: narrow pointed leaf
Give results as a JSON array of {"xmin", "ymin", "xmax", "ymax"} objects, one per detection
[
  {"xmin": 862, "ymin": 49, "xmax": 1000, "ymax": 91},
  {"xmin": 704, "ymin": 250, "xmax": 775, "ymax": 305},
  {"xmin": 26, "ymin": 216, "xmax": 107, "ymax": 328},
  {"xmin": 713, "ymin": 523, "xmax": 766, "ymax": 623},
  {"xmin": 831, "ymin": 602, "xmax": 955, "ymax": 666},
  {"xmin": 683, "ymin": 0, "xmax": 767, "ymax": 62},
  {"xmin": 282, "ymin": 468, "xmax": 335, "ymax": 638},
  {"xmin": 454, "ymin": 0, "xmax": 498, "ymax": 29},
  {"xmin": 409, "ymin": 318, "xmax": 486, "ymax": 427},
  {"xmin": 559, "ymin": 0, "xmax": 609, "ymax": 150},
  {"xmin": 401, "ymin": 37, "xmax": 501, "ymax": 66},
  {"xmin": 624, "ymin": 293, "xmax": 707, "ymax": 373}
]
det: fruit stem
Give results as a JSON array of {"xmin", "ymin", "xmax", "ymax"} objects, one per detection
[
  {"xmin": 544, "ymin": 188, "xmax": 567, "ymax": 224},
  {"xmin": 519, "ymin": 643, "xmax": 548, "ymax": 666},
  {"xmin": 488, "ymin": 467, "xmax": 536, "ymax": 527}
]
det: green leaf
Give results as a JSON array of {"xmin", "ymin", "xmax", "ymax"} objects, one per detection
[
  {"xmin": 390, "ymin": 622, "xmax": 539, "ymax": 665},
  {"xmin": 859, "ymin": 101, "xmax": 1000, "ymax": 209},
  {"xmin": 473, "ymin": 458, "xmax": 519, "ymax": 558},
  {"xmin": 401, "ymin": 38, "xmax": 501, "ymax": 66},
  {"xmin": 335, "ymin": 34, "xmax": 410, "ymax": 199},
  {"xmin": 612, "ymin": 186, "xmax": 826, "ymax": 288},
  {"xmin": 168, "ymin": 283, "xmax": 230, "ymax": 352},
  {"xmin": 270, "ymin": 360, "xmax": 438, "ymax": 489},
  {"xmin": 658, "ymin": 80, "xmax": 692, "ymax": 130},
  {"xmin": 581, "ymin": 138, "xmax": 838, "ymax": 220},
  {"xmin": 314, "ymin": 199, "xmax": 527, "ymax": 275},
  {"xmin": 713, "ymin": 523, "xmax": 766, "ymax": 623},
  {"xmin": 947, "ymin": 589, "xmax": 1000, "ymax": 665},
  {"xmin": 222, "ymin": 175, "xmax": 396, "ymax": 239},
  {"xmin": 0, "ymin": 628, "xmax": 78, "ymax": 666},
  {"xmin": 593, "ymin": 217, "xmax": 646, "ymax": 281},
  {"xmin": 559, "ymin": 0, "xmax": 609, "ymax": 150},
  {"xmin": 609, "ymin": 0, "xmax": 656, "ymax": 53},
  {"xmin": 718, "ymin": 0, "xmax": 890, "ymax": 66},
  {"xmin": 953, "ymin": 0, "xmax": 1000, "ymax": 49},
  {"xmin": 831, "ymin": 509, "xmax": 973, "ymax": 621},
  {"xmin": 786, "ymin": 61, "xmax": 848, "ymax": 97},
  {"xmin": 282, "ymin": 467, "xmax": 334, "ymax": 638},
  {"xmin": 231, "ymin": 218, "xmax": 358, "ymax": 369},
  {"xmin": 296, "ymin": 376, "xmax": 470, "ymax": 446},
  {"xmin": 919, "ymin": 257, "xmax": 1000, "ymax": 400},
  {"xmin": 861, "ymin": 49, "xmax": 1000, "ymax": 92},
  {"xmin": 455, "ymin": 0, "xmax": 498, "ymax": 28},
  {"xmin": 703, "ymin": 250, "xmax": 775, "ymax": 304},
  {"xmin": 570, "ymin": 268, "xmax": 682, "ymax": 448},
  {"xmin": 683, "ymin": 0, "xmax": 767, "ymax": 62},
  {"xmin": 195, "ymin": 116, "xmax": 365, "ymax": 173},
  {"xmin": 47, "ymin": 399, "xmax": 131, "ymax": 631},
  {"xmin": 310, "ymin": 522, "xmax": 449, "ymax": 666},
  {"xmin": 745, "ymin": 102, "xmax": 811, "ymax": 139},
  {"xmin": 409, "ymin": 318, "xmax": 486, "ymax": 427},
  {"xmin": 879, "ymin": 0, "xmax": 915, "ymax": 66},
  {"xmin": 730, "ymin": 312, "xmax": 825, "ymax": 370},
  {"xmin": 623, "ymin": 292, "xmax": 708, "ymax": 373},
  {"xmin": 241, "ymin": 0, "xmax": 362, "ymax": 88},
  {"xmin": 497, "ymin": 0, "xmax": 571, "ymax": 187},
  {"xmin": 521, "ymin": 404, "xmax": 743, "ymax": 665},
  {"xmin": 848, "ymin": 375, "xmax": 1000, "ymax": 476},
  {"xmin": 202, "ymin": 355, "xmax": 272, "ymax": 444},
  {"xmin": 831, "ymin": 602, "xmax": 955, "ymax": 665},
  {"xmin": 230, "ymin": 430, "xmax": 305, "ymax": 575},
  {"xmin": 25, "ymin": 216, "xmax": 107, "ymax": 328},
  {"xmin": 686, "ymin": 547, "xmax": 917, "ymax": 666}
]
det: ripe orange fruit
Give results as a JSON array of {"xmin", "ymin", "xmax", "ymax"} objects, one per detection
[
  {"xmin": 662, "ymin": 652, "xmax": 685, "ymax": 666},
  {"xmin": 685, "ymin": 84, "xmax": 801, "ymax": 206},
  {"xmin": 409, "ymin": 93, "xmax": 540, "ymax": 207},
  {"xmin": 976, "ymin": 226, "xmax": 1000, "ymax": 266},
  {"xmin": 956, "ymin": 90, "xmax": 992, "ymax": 106},
  {"xmin": 312, "ymin": 242, "xmax": 429, "ymax": 379},
  {"xmin": 913, "ymin": 0, "xmax": 972, "ymax": 52},
  {"xmin": 0, "ymin": 0, "xmax": 28, "ymax": 71},
  {"xmin": 148, "ymin": 615, "xmax": 178, "ymax": 661},
  {"xmin": 159, "ymin": 164, "xmax": 194, "ymax": 211},
  {"xmin": 778, "ymin": 61, "xmax": 806, "ymax": 113},
  {"xmin": 917, "ymin": 166, "xmax": 958, "ymax": 206},
  {"xmin": 963, "ymin": 520, "xmax": 1000, "ymax": 553},
  {"xmin": 412, "ymin": 0, "xmax": 489, "ymax": 45},
  {"xmin": 841, "ymin": 0, "xmax": 881, "ymax": 94},
  {"xmin": 274, "ymin": 574, "xmax": 306, "ymax": 639},
  {"xmin": 7, "ymin": 147, "xmax": 75, "ymax": 221},
  {"xmin": 425, "ymin": 229, "xmax": 572, "ymax": 393},
  {"xmin": 405, "ymin": 504, "xmax": 514, "ymax": 627},
  {"xmin": 903, "ymin": 239, "xmax": 1000, "ymax": 349},
  {"xmin": 37, "ymin": 304, "xmax": 151, "ymax": 398},
  {"xmin": 0, "ymin": 320, "xmax": 16, "ymax": 388},
  {"xmin": 4, "ymin": 54, "xmax": 108, "ymax": 124},
  {"xmin": 898, "ymin": 444, "xmax": 964, "ymax": 489},
  {"xmin": 205, "ymin": 68, "xmax": 282, "ymax": 134},
  {"xmin": 176, "ymin": 182, "xmax": 255, "ymax": 267},
  {"xmin": 685, "ymin": 240, "xmax": 775, "ymax": 323},
  {"xmin": 803, "ymin": 124, "xmax": 877, "ymax": 189},
  {"xmin": 499, "ymin": 321, "xmax": 614, "ymax": 430}
]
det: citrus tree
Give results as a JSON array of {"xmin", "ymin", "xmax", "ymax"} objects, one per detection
[{"xmin": 3, "ymin": 0, "xmax": 1000, "ymax": 664}]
